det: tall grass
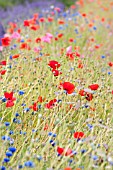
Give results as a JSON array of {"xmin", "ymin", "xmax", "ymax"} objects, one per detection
[{"xmin": 0, "ymin": 0, "xmax": 113, "ymax": 170}]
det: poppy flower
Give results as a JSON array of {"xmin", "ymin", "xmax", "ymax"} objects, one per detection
[
  {"xmin": 62, "ymin": 82, "xmax": 75, "ymax": 94},
  {"xmin": 1, "ymin": 37, "xmax": 11, "ymax": 47},
  {"xmin": 64, "ymin": 167, "xmax": 72, "ymax": 170},
  {"xmin": 57, "ymin": 147, "xmax": 64, "ymax": 155},
  {"xmin": 52, "ymin": 69, "xmax": 62, "ymax": 76},
  {"xmin": 78, "ymin": 62, "xmax": 83, "ymax": 68},
  {"xmin": 108, "ymin": 62, "xmax": 113, "ymax": 67},
  {"xmin": 66, "ymin": 53, "xmax": 75, "ymax": 60},
  {"xmin": 46, "ymin": 99, "xmax": 57, "ymax": 109},
  {"xmin": 88, "ymin": 84, "xmax": 99, "ymax": 90},
  {"xmin": 12, "ymin": 54, "xmax": 20, "ymax": 59},
  {"xmin": 58, "ymin": 20, "xmax": 65, "ymax": 25},
  {"xmin": 74, "ymin": 131, "xmax": 84, "ymax": 139},
  {"xmin": 24, "ymin": 20, "xmax": 30, "ymax": 27},
  {"xmin": 58, "ymin": 33, "xmax": 63, "ymax": 38},
  {"xmin": 85, "ymin": 93, "xmax": 93, "ymax": 101},
  {"xmin": 48, "ymin": 17, "xmax": 53, "ymax": 22},
  {"xmin": 69, "ymin": 38, "xmax": 74, "ymax": 42},
  {"xmin": 37, "ymin": 96, "xmax": 43, "ymax": 103},
  {"xmin": 0, "ymin": 60, "xmax": 6, "ymax": 66},
  {"xmin": 6, "ymin": 100, "xmax": 14, "ymax": 108},
  {"xmin": 35, "ymin": 38, "xmax": 41, "ymax": 43},
  {"xmin": 48, "ymin": 60, "xmax": 61, "ymax": 69},
  {"xmin": 39, "ymin": 18, "xmax": 45, "ymax": 23},
  {"xmin": 79, "ymin": 89, "xmax": 85, "ymax": 96},
  {"xmin": 4, "ymin": 92, "xmax": 16, "ymax": 101},
  {"xmin": 30, "ymin": 25, "xmax": 39, "ymax": 31},
  {"xmin": 0, "ymin": 70, "xmax": 6, "ymax": 75},
  {"xmin": 33, "ymin": 103, "xmax": 38, "ymax": 111}
]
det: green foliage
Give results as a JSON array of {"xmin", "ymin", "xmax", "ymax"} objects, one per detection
[{"xmin": 59, "ymin": 0, "xmax": 76, "ymax": 7}]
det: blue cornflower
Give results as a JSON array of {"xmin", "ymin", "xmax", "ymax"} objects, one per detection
[
  {"xmin": 6, "ymin": 151, "xmax": 13, "ymax": 157},
  {"xmin": 3, "ymin": 158, "xmax": 10, "ymax": 163},
  {"xmin": 8, "ymin": 147, "xmax": 16, "ymax": 153},
  {"xmin": 24, "ymin": 161, "xmax": 35, "ymax": 168}
]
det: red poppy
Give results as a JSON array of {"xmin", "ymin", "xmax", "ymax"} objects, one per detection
[
  {"xmin": 48, "ymin": 17, "xmax": 53, "ymax": 22},
  {"xmin": 89, "ymin": 84, "xmax": 99, "ymax": 90},
  {"xmin": 79, "ymin": 89, "xmax": 85, "ymax": 96},
  {"xmin": 64, "ymin": 167, "xmax": 72, "ymax": 170},
  {"xmin": 0, "ymin": 70, "xmax": 6, "ymax": 75},
  {"xmin": 46, "ymin": 99, "xmax": 57, "ymax": 109},
  {"xmin": 35, "ymin": 38, "xmax": 41, "ymax": 43},
  {"xmin": 69, "ymin": 38, "xmax": 74, "ymax": 42},
  {"xmin": 37, "ymin": 96, "xmax": 43, "ymax": 103},
  {"xmin": 82, "ymin": 13, "xmax": 87, "ymax": 17},
  {"xmin": 75, "ymin": 51, "xmax": 80, "ymax": 57},
  {"xmin": 58, "ymin": 33, "xmax": 63, "ymax": 38},
  {"xmin": 74, "ymin": 131, "xmax": 84, "ymax": 139},
  {"xmin": 12, "ymin": 54, "xmax": 20, "ymax": 59},
  {"xmin": 48, "ymin": 60, "xmax": 61, "ymax": 69},
  {"xmin": 85, "ymin": 93, "xmax": 93, "ymax": 101},
  {"xmin": 20, "ymin": 43, "xmax": 30, "ymax": 50},
  {"xmin": 39, "ymin": 18, "xmax": 45, "ymax": 22},
  {"xmin": 17, "ymin": 28, "xmax": 21, "ymax": 33},
  {"xmin": 57, "ymin": 147, "xmax": 64, "ymax": 155},
  {"xmin": 78, "ymin": 62, "xmax": 83, "ymax": 69},
  {"xmin": 62, "ymin": 82, "xmax": 75, "ymax": 94},
  {"xmin": 52, "ymin": 69, "xmax": 62, "ymax": 76},
  {"xmin": 4, "ymin": 92, "xmax": 16, "ymax": 101},
  {"xmin": 30, "ymin": 25, "xmax": 39, "ymax": 31},
  {"xmin": 33, "ymin": 13, "xmax": 38, "ymax": 19},
  {"xmin": 58, "ymin": 20, "xmax": 65, "ymax": 25},
  {"xmin": 24, "ymin": 20, "xmax": 30, "ymax": 27},
  {"xmin": 1, "ymin": 37, "xmax": 11, "ymax": 47},
  {"xmin": 6, "ymin": 100, "xmax": 14, "ymax": 108},
  {"xmin": 55, "ymin": 37, "xmax": 58, "ymax": 41},
  {"xmin": 0, "ymin": 60, "xmax": 6, "ymax": 66},
  {"xmin": 108, "ymin": 62, "xmax": 113, "ymax": 67}
]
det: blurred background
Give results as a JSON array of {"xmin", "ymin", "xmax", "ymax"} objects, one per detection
[
  {"xmin": 0, "ymin": 0, "xmax": 75, "ymax": 9},
  {"xmin": 0, "ymin": 0, "xmax": 77, "ymax": 25}
]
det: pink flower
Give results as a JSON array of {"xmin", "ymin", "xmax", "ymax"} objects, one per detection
[
  {"xmin": 34, "ymin": 47, "xmax": 40, "ymax": 53},
  {"xmin": 41, "ymin": 36, "xmax": 51, "ymax": 43},
  {"xmin": 0, "ymin": 46, "xmax": 3, "ymax": 51},
  {"xmin": 66, "ymin": 46, "xmax": 72, "ymax": 54},
  {"xmin": 11, "ymin": 32, "xmax": 21, "ymax": 39},
  {"xmin": 45, "ymin": 33, "xmax": 53, "ymax": 39}
]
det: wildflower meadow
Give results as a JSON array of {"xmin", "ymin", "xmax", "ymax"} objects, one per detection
[{"xmin": 0, "ymin": 0, "xmax": 113, "ymax": 170}]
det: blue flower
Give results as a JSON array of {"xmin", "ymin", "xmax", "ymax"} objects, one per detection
[
  {"xmin": 8, "ymin": 147, "xmax": 16, "ymax": 153},
  {"xmin": 9, "ymin": 131, "xmax": 14, "ymax": 135},
  {"xmin": 53, "ymin": 134, "xmax": 57, "ymax": 137},
  {"xmin": 2, "ymin": 136, "xmax": 10, "ymax": 141},
  {"xmin": 2, "ymin": 98, "xmax": 7, "ymax": 102},
  {"xmin": 18, "ymin": 165, "xmax": 23, "ymax": 169},
  {"xmin": 3, "ymin": 158, "xmax": 10, "ymax": 163},
  {"xmin": 101, "ymin": 55, "xmax": 106, "ymax": 59},
  {"xmin": 24, "ymin": 161, "xmax": 35, "ymax": 168},
  {"xmin": 0, "ymin": 166, "xmax": 6, "ymax": 170},
  {"xmin": 15, "ymin": 113, "xmax": 20, "ymax": 117},
  {"xmin": 4, "ymin": 122, "xmax": 10, "ymax": 126},
  {"xmin": 18, "ymin": 91, "xmax": 25, "ymax": 95},
  {"xmin": 92, "ymin": 155, "xmax": 98, "ymax": 160},
  {"xmin": 48, "ymin": 132, "xmax": 52, "ymax": 136},
  {"xmin": 6, "ymin": 151, "xmax": 13, "ymax": 157}
]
